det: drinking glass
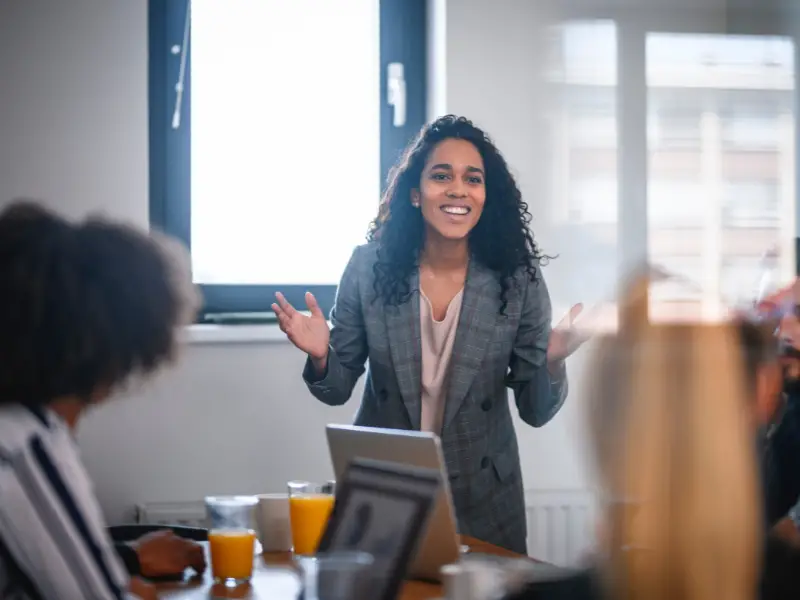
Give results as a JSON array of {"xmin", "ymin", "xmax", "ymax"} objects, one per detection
[
  {"xmin": 288, "ymin": 480, "xmax": 335, "ymax": 555},
  {"xmin": 205, "ymin": 495, "xmax": 258, "ymax": 586},
  {"xmin": 297, "ymin": 551, "xmax": 374, "ymax": 600}
]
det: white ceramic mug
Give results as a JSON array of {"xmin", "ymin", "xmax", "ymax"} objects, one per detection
[{"xmin": 255, "ymin": 493, "xmax": 292, "ymax": 552}]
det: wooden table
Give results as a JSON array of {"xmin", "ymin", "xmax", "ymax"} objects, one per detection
[{"xmin": 157, "ymin": 536, "xmax": 524, "ymax": 599}]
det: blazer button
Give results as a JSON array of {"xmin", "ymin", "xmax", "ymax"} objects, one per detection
[
  {"xmin": 481, "ymin": 399, "xmax": 492, "ymax": 412},
  {"xmin": 481, "ymin": 457, "xmax": 490, "ymax": 469}
]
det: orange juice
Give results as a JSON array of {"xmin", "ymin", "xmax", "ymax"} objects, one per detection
[
  {"xmin": 289, "ymin": 494, "xmax": 335, "ymax": 554},
  {"xmin": 208, "ymin": 529, "xmax": 256, "ymax": 582}
]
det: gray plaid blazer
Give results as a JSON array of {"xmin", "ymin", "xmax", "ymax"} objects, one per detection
[{"xmin": 303, "ymin": 243, "xmax": 568, "ymax": 554}]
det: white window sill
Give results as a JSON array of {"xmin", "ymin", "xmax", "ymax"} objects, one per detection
[
  {"xmin": 184, "ymin": 324, "xmax": 289, "ymax": 345},
  {"xmin": 183, "ymin": 320, "xmax": 333, "ymax": 345}
]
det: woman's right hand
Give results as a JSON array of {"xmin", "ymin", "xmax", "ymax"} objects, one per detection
[{"xmin": 272, "ymin": 292, "xmax": 331, "ymax": 366}]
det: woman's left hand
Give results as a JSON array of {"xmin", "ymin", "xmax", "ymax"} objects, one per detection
[{"xmin": 547, "ymin": 303, "xmax": 586, "ymax": 365}]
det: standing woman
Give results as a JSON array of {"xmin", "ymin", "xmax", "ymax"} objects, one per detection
[{"xmin": 273, "ymin": 115, "xmax": 583, "ymax": 553}]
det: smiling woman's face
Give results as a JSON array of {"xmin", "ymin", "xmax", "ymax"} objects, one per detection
[{"xmin": 412, "ymin": 138, "xmax": 486, "ymax": 242}]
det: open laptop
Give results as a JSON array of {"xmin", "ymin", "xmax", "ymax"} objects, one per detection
[{"xmin": 325, "ymin": 424, "xmax": 461, "ymax": 582}]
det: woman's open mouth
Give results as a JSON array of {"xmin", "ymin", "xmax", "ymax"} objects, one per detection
[{"xmin": 440, "ymin": 205, "xmax": 471, "ymax": 216}]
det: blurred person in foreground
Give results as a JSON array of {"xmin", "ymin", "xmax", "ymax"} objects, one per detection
[
  {"xmin": 0, "ymin": 201, "xmax": 201, "ymax": 599},
  {"xmin": 505, "ymin": 277, "xmax": 799, "ymax": 600}
]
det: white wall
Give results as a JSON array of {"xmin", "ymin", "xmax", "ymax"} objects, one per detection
[
  {"xmin": 0, "ymin": 0, "xmax": 596, "ymax": 525},
  {"xmin": 0, "ymin": 0, "xmax": 148, "ymax": 225}
]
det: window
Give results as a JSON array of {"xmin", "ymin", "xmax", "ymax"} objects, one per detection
[
  {"xmin": 548, "ymin": 18, "xmax": 797, "ymax": 328},
  {"xmin": 546, "ymin": 21, "xmax": 620, "ymax": 328},
  {"xmin": 649, "ymin": 111, "xmax": 703, "ymax": 150},
  {"xmin": 569, "ymin": 178, "xmax": 618, "ymax": 224},
  {"xmin": 646, "ymin": 31, "xmax": 796, "ymax": 322},
  {"xmin": 722, "ymin": 180, "xmax": 780, "ymax": 227},
  {"xmin": 648, "ymin": 180, "xmax": 705, "ymax": 226},
  {"xmin": 720, "ymin": 256, "xmax": 767, "ymax": 305},
  {"xmin": 568, "ymin": 115, "xmax": 616, "ymax": 149},
  {"xmin": 149, "ymin": 0, "xmax": 427, "ymax": 320},
  {"xmin": 722, "ymin": 117, "xmax": 781, "ymax": 149}
]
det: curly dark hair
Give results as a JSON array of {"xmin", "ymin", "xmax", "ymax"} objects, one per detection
[
  {"xmin": 0, "ymin": 200, "xmax": 198, "ymax": 407},
  {"xmin": 367, "ymin": 115, "xmax": 550, "ymax": 313}
]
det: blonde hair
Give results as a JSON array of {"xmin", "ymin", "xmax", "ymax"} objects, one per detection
[{"xmin": 587, "ymin": 277, "xmax": 763, "ymax": 600}]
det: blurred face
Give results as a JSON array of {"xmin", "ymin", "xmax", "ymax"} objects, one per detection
[{"xmin": 411, "ymin": 138, "xmax": 486, "ymax": 242}]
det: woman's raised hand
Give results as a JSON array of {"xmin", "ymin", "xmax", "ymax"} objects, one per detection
[
  {"xmin": 272, "ymin": 292, "xmax": 330, "ymax": 363},
  {"xmin": 547, "ymin": 302, "xmax": 587, "ymax": 364}
]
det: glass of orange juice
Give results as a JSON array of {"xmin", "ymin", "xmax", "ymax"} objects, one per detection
[
  {"xmin": 205, "ymin": 495, "xmax": 258, "ymax": 586},
  {"xmin": 288, "ymin": 480, "xmax": 335, "ymax": 555}
]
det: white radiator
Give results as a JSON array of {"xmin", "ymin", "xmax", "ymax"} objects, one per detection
[
  {"xmin": 134, "ymin": 500, "xmax": 206, "ymax": 528},
  {"xmin": 134, "ymin": 489, "xmax": 598, "ymax": 566},
  {"xmin": 525, "ymin": 489, "xmax": 597, "ymax": 567}
]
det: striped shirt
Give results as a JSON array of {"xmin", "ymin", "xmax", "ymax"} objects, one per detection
[{"xmin": 0, "ymin": 405, "xmax": 131, "ymax": 599}]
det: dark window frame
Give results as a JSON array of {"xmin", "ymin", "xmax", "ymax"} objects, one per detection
[{"xmin": 148, "ymin": 0, "xmax": 427, "ymax": 322}]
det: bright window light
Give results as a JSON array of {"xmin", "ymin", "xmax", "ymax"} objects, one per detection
[{"xmin": 190, "ymin": 0, "xmax": 380, "ymax": 285}]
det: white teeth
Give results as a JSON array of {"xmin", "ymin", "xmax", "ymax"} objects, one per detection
[{"xmin": 442, "ymin": 206, "xmax": 469, "ymax": 215}]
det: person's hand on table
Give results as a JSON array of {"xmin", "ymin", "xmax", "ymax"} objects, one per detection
[
  {"xmin": 130, "ymin": 530, "xmax": 206, "ymax": 578},
  {"xmin": 129, "ymin": 576, "xmax": 158, "ymax": 600},
  {"xmin": 272, "ymin": 291, "xmax": 331, "ymax": 373}
]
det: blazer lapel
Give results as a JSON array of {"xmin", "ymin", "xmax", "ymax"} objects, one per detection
[
  {"xmin": 385, "ymin": 270, "xmax": 422, "ymax": 430},
  {"xmin": 443, "ymin": 261, "xmax": 498, "ymax": 429}
]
